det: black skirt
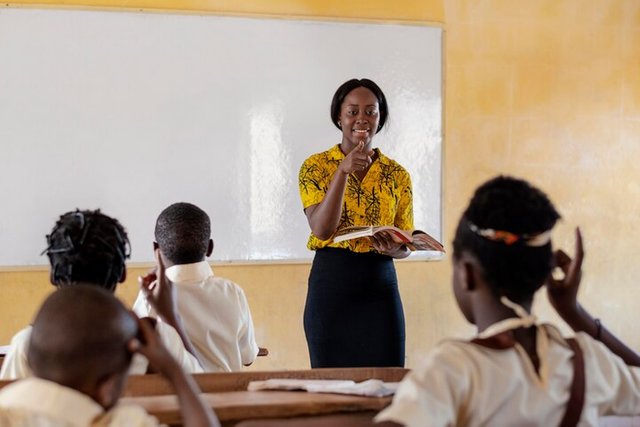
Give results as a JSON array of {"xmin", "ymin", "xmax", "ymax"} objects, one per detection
[{"xmin": 304, "ymin": 247, "xmax": 405, "ymax": 368}]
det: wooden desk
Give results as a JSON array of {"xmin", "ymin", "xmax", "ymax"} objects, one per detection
[
  {"xmin": 121, "ymin": 390, "xmax": 392, "ymax": 426},
  {"xmin": 2, "ymin": 368, "xmax": 407, "ymax": 425},
  {"xmin": 122, "ymin": 368, "xmax": 406, "ymax": 426},
  {"xmin": 124, "ymin": 368, "xmax": 409, "ymax": 396}
]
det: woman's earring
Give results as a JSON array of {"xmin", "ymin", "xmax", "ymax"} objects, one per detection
[{"xmin": 338, "ymin": 121, "xmax": 342, "ymax": 128}]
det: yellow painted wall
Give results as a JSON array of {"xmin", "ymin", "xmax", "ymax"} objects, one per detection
[
  {"xmin": 444, "ymin": 0, "xmax": 640, "ymax": 344},
  {"xmin": 3, "ymin": 0, "xmax": 640, "ymax": 372},
  {"xmin": 4, "ymin": 0, "xmax": 443, "ymax": 22}
]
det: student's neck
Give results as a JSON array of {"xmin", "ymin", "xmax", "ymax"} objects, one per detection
[
  {"xmin": 164, "ymin": 257, "xmax": 207, "ymax": 269},
  {"xmin": 474, "ymin": 296, "xmax": 533, "ymax": 334}
]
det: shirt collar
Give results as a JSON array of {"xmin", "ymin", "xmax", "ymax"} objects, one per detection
[
  {"xmin": 165, "ymin": 260, "xmax": 214, "ymax": 284},
  {"xmin": 0, "ymin": 377, "xmax": 104, "ymax": 427}
]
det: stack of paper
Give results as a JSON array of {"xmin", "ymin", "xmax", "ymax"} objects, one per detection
[{"xmin": 247, "ymin": 379, "xmax": 398, "ymax": 397}]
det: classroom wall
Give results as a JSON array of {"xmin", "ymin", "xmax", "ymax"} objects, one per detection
[{"xmin": 2, "ymin": 0, "xmax": 640, "ymax": 369}]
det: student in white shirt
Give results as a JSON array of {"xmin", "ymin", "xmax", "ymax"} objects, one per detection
[
  {"xmin": 376, "ymin": 176, "xmax": 640, "ymax": 427},
  {"xmin": 0, "ymin": 209, "xmax": 202, "ymax": 380},
  {"xmin": 0, "ymin": 285, "xmax": 219, "ymax": 427},
  {"xmin": 133, "ymin": 202, "xmax": 260, "ymax": 372}
]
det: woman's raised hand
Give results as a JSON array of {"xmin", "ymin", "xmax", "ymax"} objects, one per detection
[{"xmin": 339, "ymin": 141, "xmax": 374, "ymax": 175}]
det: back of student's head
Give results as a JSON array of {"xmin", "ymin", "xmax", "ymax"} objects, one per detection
[
  {"xmin": 44, "ymin": 209, "xmax": 130, "ymax": 292},
  {"xmin": 452, "ymin": 176, "xmax": 561, "ymax": 304},
  {"xmin": 155, "ymin": 202, "xmax": 211, "ymax": 264},
  {"xmin": 27, "ymin": 285, "xmax": 137, "ymax": 402}
]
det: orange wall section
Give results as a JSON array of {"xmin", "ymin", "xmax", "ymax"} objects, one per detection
[{"xmin": 3, "ymin": 0, "xmax": 444, "ymax": 22}]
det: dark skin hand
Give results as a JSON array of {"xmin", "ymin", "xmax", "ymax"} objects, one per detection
[
  {"xmin": 546, "ymin": 227, "xmax": 640, "ymax": 366},
  {"xmin": 305, "ymin": 141, "xmax": 374, "ymax": 240},
  {"xmin": 129, "ymin": 316, "xmax": 220, "ymax": 427},
  {"xmin": 305, "ymin": 142, "xmax": 408, "ymax": 258}
]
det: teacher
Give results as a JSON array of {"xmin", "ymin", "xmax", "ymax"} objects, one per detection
[{"xmin": 298, "ymin": 78, "xmax": 414, "ymax": 368}]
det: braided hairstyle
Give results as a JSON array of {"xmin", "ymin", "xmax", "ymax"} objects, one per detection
[
  {"xmin": 452, "ymin": 176, "xmax": 561, "ymax": 304},
  {"xmin": 155, "ymin": 202, "xmax": 210, "ymax": 265},
  {"xmin": 44, "ymin": 209, "xmax": 130, "ymax": 291}
]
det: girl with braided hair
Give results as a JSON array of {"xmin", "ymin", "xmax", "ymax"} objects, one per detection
[
  {"xmin": 376, "ymin": 176, "xmax": 640, "ymax": 427},
  {"xmin": 0, "ymin": 209, "xmax": 203, "ymax": 379}
]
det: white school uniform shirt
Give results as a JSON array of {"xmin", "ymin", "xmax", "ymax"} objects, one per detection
[
  {"xmin": 0, "ymin": 377, "xmax": 162, "ymax": 427},
  {"xmin": 0, "ymin": 322, "xmax": 202, "ymax": 380},
  {"xmin": 376, "ymin": 323, "xmax": 640, "ymax": 427},
  {"xmin": 133, "ymin": 261, "xmax": 259, "ymax": 372}
]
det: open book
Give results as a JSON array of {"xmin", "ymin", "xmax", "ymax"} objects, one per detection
[{"xmin": 332, "ymin": 225, "xmax": 445, "ymax": 252}]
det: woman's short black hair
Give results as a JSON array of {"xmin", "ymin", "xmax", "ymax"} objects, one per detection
[
  {"xmin": 452, "ymin": 176, "xmax": 561, "ymax": 304},
  {"xmin": 44, "ymin": 209, "xmax": 130, "ymax": 291},
  {"xmin": 330, "ymin": 78, "xmax": 389, "ymax": 133}
]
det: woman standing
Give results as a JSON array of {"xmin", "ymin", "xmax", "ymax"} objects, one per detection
[{"xmin": 298, "ymin": 78, "xmax": 414, "ymax": 368}]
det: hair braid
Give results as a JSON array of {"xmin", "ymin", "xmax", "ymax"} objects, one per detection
[{"xmin": 44, "ymin": 209, "xmax": 130, "ymax": 290}]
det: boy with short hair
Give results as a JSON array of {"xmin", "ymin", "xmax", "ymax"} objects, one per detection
[
  {"xmin": 376, "ymin": 176, "xmax": 640, "ymax": 426},
  {"xmin": 0, "ymin": 285, "xmax": 218, "ymax": 427},
  {"xmin": 0, "ymin": 209, "xmax": 202, "ymax": 379},
  {"xmin": 133, "ymin": 202, "xmax": 260, "ymax": 372}
]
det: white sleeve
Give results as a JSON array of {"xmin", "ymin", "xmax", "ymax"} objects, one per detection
[
  {"xmin": 575, "ymin": 333, "xmax": 640, "ymax": 416},
  {"xmin": 236, "ymin": 288, "xmax": 259, "ymax": 366},
  {"xmin": 0, "ymin": 328, "xmax": 33, "ymax": 380},
  {"xmin": 155, "ymin": 322, "xmax": 203, "ymax": 374},
  {"xmin": 132, "ymin": 290, "xmax": 155, "ymax": 318},
  {"xmin": 375, "ymin": 343, "xmax": 469, "ymax": 427}
]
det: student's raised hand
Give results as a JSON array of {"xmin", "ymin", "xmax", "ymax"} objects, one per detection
[
  {"xmin": 338, "ymin": 141, "xmax": 374, "ymax": 175},
  {"xmin": 139, "ymin": 249, "xmax": 179, "ymax": 324},
  {"xmin": 128, "ymin": 314, "xmax": 178, "ymax": 377},
  {"xmin": 545, "ymin": 227, "xmax": 584, "ymax": 319}
]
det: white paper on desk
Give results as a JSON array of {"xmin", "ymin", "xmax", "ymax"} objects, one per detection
[{"xmin": 247, "ymin": 379, "xmax": 399, "ymax": 397}]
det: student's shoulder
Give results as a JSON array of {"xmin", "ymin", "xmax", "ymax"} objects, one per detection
[
  {"xmin": 206, "ymin": 276, "xmax": 248, "ymax": 299},
  {"xmin": 412, "ymin": 339, "xmax": 480, "ymax": 377},
  {"xmin": 95, "ymin": 403, "xmax": 160, "ymax": 427}
]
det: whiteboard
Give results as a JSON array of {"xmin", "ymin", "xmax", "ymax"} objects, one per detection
[{"xmin": 0, "ymin": 8, "xmax": 442, "ymax": 265}]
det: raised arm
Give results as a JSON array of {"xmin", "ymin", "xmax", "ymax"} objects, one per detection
[
  {"xmin": 546, "ymin": 228, "xmax": 640, "ymax": 366},
  {"xmin": 138, "ymin": 250, "xmax": 202, "ymax": 366},
  {"xmin": 130, "ymin": 316, "xmax": 219, "ymax": 427},
  {"xmin": 305, "ymin": 141, "xmax": 373, "ymax": 240}
]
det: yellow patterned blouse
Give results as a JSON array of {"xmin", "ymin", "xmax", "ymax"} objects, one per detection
[{"xmin": 299, "ymin": 144, "xmax": 414, "ymax": 252}]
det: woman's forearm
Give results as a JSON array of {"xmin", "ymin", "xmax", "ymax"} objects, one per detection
[{"xmin": 306, "ymin": 170, "xmax": 349, "ymax": 240}]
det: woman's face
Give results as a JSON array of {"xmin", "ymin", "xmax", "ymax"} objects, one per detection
[{"xmin": 339, "ymin": 86, "xmax": 380, "ymax": 148}]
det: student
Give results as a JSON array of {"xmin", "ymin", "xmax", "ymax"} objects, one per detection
[
  {"xmin": 0, "ymin": 209, "xmax": 202, "ymax": 379},
  {"xmin": 0, "ymin": 285, "xmax": 219, "ymax": 427},
  {"xmin": 376, "ymin": 176, "xmax": 640, "ymax": 426},
  {"xmin": 133, "ymin": 202, "xmax": 260, "ymax": 372}
]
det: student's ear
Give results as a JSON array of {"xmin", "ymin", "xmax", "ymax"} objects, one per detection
[
  {"xmin": 206, "ymin": 239, "xmax": 214, "ymax": 257},
  {"xmin": 463, "ymin": 261, "xmax": 477, "ymax": 291},
  {"xmin": 457, "ymin": 253, "xmax": 481, "ymax": 292},
  {"xmin": 118, "ymin": 269, "xmax": 127, "ymax": 284}
]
